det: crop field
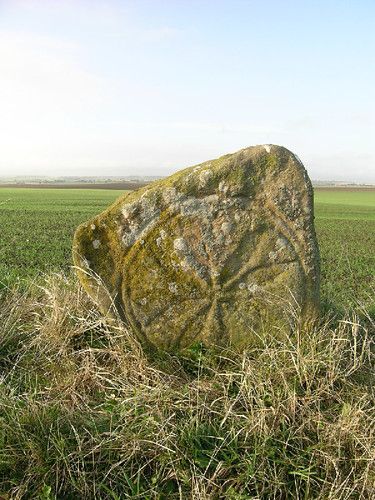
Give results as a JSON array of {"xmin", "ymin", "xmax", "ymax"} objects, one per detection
[
  {"xmin": 0, "ymin": 188, "xmax": 125, "ymax": 290},
  {"xmin": 314, "ymin": 188, "xmax": 375, "ymax": 311},
  {"xmin": 0, "ymin": 186, "xmax": 374, "ymax": 312}
]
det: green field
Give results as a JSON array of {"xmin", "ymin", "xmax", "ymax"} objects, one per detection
[
  {"xmin": 314, "ymin": 189, "xmax": 375, "ymax": 311},
  {"xmin": 0, "ymin": 187, "xmax": 374, "ymax": 311},
  {"xmin": 0, "ymin": 188, "xmax": 125, "ymax": 289},
  {"xmin": 0, "ymin": 186, "xmax": 374, "ymax": 498}
]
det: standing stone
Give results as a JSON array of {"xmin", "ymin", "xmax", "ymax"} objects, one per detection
[{"xmin": 73, "ymin": 145, "xmax": 320, "ymax": 351}]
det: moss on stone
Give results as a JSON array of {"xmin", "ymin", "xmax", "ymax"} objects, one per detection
[{"xmin": 73, "ymin": 145, "xmax": 320, "ymax": 352}]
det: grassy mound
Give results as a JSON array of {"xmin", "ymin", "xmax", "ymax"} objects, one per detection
[{"xmin": 0, "ymin": 274, "xmax": 374, "ymax": 499}]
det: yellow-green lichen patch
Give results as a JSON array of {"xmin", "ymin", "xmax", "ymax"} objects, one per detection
[{"xmin": 73, "ymin": 144, "xmax": 320, "ymax": 352}]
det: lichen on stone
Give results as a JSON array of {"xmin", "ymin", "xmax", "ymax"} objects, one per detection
[{"xmin": 73, "ymin": 144, "xmax": 320, "ymax": 353}]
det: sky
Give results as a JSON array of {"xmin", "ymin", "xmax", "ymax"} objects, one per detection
[{"xmin": 0, "ymin": 0, "xmax": 374, "ymax": 181}]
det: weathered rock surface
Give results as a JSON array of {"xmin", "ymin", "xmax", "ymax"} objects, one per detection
[{"xmin": 73, "ymin": 145, "xmax": 320, "ymax": 351}]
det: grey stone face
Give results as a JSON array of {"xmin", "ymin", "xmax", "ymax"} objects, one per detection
[{"xmin": 73, "ymin": 145, "xmax": 320, "ymax": 352}]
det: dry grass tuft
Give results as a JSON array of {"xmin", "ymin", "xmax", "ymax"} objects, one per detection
[{"xmin": 0, "ymin": 273, "xmax": 374, "ymax": 499}]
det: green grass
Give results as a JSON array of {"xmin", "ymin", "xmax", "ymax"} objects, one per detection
[
  {"xmin": 1, "ymin": 186, "xmax": 374, "ymax": 311},
  {"xmin": 0, "ymin": 188, "xmax": 124, "ymax": 288},
  {"xmin": 0, "ymin": 187, "xmax": 374, "ymax": 498},
  {"xmin": 314, "ymin": 189, "xmax": 375, "ymax": 311},
  {"xmin": 315, "ymin": 188, "xmax": 375, "ymax": 208},
  {"xmin": 0, "ymin": 273, "xmax": 374, "ymax": 498},
  {"xmin": 314, "ymin": 189, "xmax": 375, "ymax": 220}
]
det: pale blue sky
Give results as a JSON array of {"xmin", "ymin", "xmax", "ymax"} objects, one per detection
[{"xmin": 0, "ymin": 0, "xmax": 374, "ymax": 181}]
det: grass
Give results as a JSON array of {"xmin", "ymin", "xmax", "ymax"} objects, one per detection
[
  {"xmin": 0, "ymin": 186, "xmax": 374, "ymax": 498},
  {"xmin": 315, "ymin": 188, "xmax": 375, "ymax": 213},
  {"xmin": 0, "ymin": 188, "xmax": 124, "ymax": 288},
  {"xmin": 0, "ymin": 273, "xmax": 374, "ymax": 498},
  {"xmin": 1, "ymin": 186, "xmax": 374, "ymax": 310},
  {"xmin": 314, "ymin": 189, "xmax": 375, "ymax": 311}
]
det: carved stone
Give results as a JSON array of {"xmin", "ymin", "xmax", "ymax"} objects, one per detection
[{"xmin": 73, "ymin": 145, "xmax": 320, "ymax": 351}]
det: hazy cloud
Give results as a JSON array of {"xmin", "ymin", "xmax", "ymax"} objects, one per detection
[{"xmin": 0, "ymin": 0, "xmax": 373, "ymax": 182}]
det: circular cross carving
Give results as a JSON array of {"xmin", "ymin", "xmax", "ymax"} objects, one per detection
[
  {"xmin": 121, "ymin": 197, "xmax": 304, "ymax": 351},
  {"xmin": 73, "ymin": 145, "xmax": 320, "ymax": 352}
]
